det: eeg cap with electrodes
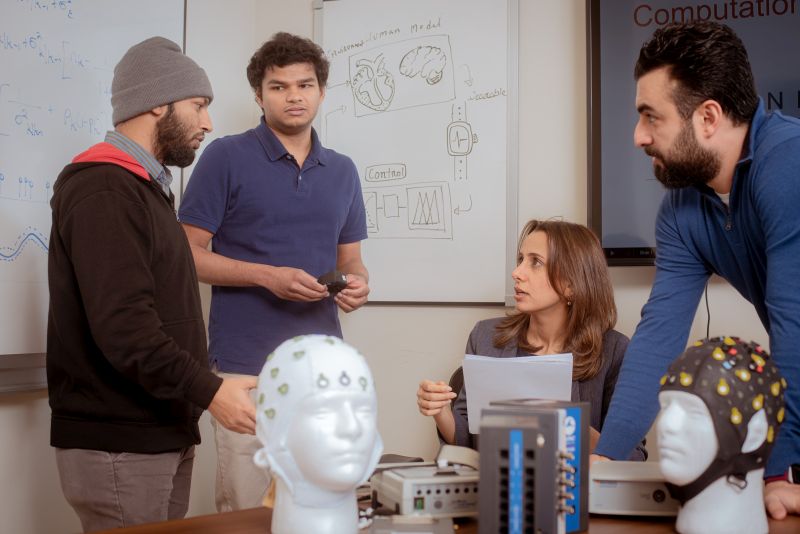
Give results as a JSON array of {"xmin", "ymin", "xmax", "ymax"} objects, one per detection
[{"xmin": 659, "ymin": 336, "xmax": 786, "ymax": 504}]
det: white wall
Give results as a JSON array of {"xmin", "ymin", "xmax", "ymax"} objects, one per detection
[{"xmin": 0, "ymin": 1, "xmax": 769, "ymax": 533}]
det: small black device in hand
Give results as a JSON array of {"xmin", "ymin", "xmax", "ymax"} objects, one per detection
[{"xmin": 317, "ymin": 270, "xmax": 348, "ymax": 296}]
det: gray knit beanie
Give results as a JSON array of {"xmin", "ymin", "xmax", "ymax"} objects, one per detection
[{"xmin": 111, "ymin": 36, "xmax": 213, "ymax": 125}]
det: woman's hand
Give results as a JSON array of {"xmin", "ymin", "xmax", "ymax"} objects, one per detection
[
  {"xmin": 416, "ymin": 379, "xmax": 456, "ymax": 416},
  {"xmin": 417, "ymin": 379, "xmax": 458, "ymax": 444}
]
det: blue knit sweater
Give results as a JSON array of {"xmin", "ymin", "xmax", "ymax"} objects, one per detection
[{"xmin": 596, "ymin": 101, "xmax": 800, "ymax": 477}]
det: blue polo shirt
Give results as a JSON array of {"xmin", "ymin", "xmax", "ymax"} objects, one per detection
[{"xmin": 179, "ymin": 118, "xmax": 367, "ymax": 375}]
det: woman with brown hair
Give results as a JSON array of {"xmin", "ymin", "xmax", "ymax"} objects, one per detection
[{"xmin": 417, "ymin": 219, "xmax": 645, "ymax": 458}]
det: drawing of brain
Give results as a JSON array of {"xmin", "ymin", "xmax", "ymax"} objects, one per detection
[{"xmin": 399, "ymin": 45, "xmax": 447, "ymax": 85}]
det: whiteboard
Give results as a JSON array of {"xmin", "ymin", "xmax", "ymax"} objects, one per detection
[
  {"xmin": 315, "ymin": 0, "xmax": 518, "ymax": 302},
  {"xmin": 0, "ymin": 0, "xmax": 184, "ymax": 357}
]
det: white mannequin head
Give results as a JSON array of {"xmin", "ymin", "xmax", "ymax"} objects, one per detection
[
  {"xmin": 657, "ymin": 390, "xmax": 720, "ymax": 486},
  {"xmin": 253, "ymin": 335, "xmax": 383, "ymax": 533},
  {"xmin": 656, "ymin": 336, "xmax": 786, "ymax": 534},
  {"xmin": 286, "ymin": 386, "xmax": 379, "ymax": 492},
  {"xmin": 658, "ymin": 390, "xmax": 769, "ymax": 484}
]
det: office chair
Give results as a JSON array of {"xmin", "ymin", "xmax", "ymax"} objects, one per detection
[{"xmin": 448, "ymin": 366, "xmax": 464, "ymax": 404}]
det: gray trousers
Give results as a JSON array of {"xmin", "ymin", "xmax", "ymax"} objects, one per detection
[{"xmin": 55, "ymin": 446, "xmax": 194, "ymax": 533}]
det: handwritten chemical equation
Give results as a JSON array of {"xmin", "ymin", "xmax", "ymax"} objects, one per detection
[
  {"xmin": 3, "ymin": 91, "xmax": 107, "ymax": 139},
  {"xmin": 0, "ymin": 170, "xmax": 52, "ymax": 204},
  {"xmin": 16, "ymin": 0, "xmax": 75, "ymax": 21},
  {"xmin": 0, "ymin": 29, "xmax": 93, "ymax": 79}
]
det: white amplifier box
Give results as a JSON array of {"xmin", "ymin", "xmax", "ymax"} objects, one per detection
[{"xmin": 589, "ymin": 461, "xmax": 679, "ymax": 516}]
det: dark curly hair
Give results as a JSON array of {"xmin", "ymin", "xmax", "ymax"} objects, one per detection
[
  {"xmin": 634, "ymin": 21, "xmax": 758, "ymax": 125},
  {"xmin": 246, "ymin": 32, "xmax": 330, "ymax": 96}
]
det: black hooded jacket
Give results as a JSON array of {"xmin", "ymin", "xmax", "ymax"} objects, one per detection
[{"xmin": 47, "ymin": 143, "xmax": 222, "ymax": 453}]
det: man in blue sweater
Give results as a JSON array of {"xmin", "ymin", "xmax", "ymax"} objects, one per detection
[{"xmin": 592, "ymin": 21, "xmax": 800, "ymax": 519}]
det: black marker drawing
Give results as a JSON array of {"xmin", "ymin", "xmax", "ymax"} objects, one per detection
[
  {"xmin": 447, "ymin": 101, "xmax": 478, "ymax": 181},
  {"xmin": 399, "ymin": 45, "xmax": 447, "ymax": 85},
  {"xmin": 346, "ymin": 35, "xmax": 455, "ymax": 117},
  {"xmin": 454, "ymin": 194, "xmax": 472, "ymax": 215},
  {"xmin": 362, "ymin": 182, "xmax": 452, "ymax": 239},
  {"xmin": 351, "ymin": 53, "xmax": 395, "ymax": 111},
  {"xmin": 461, "ymin": 64, "xmax": 473, "ymax": 86}
]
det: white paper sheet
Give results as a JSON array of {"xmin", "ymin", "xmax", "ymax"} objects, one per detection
[{"xmin": 462, "ymin": 353, "xmax": 573, "ymax": 434}]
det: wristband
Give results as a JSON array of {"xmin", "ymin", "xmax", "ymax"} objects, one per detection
[
  {"xmin": 765, "ymin": 465, "xmax": 800, "ymax": 484},
  {"xmin": 765, "ymin": 473, "xmax": 788, "ymax": 484}
]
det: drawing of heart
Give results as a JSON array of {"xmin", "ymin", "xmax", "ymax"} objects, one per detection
[{"xmin": 351, "ymin": 54, "xmax": 395, "ymax": 111}]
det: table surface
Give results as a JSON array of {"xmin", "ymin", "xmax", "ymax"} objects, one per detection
[{"xmin": 94, "ymin": 506, "xmax": 800, "ymax": 533}]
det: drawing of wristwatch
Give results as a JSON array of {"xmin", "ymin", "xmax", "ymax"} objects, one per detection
[{"xmin": 447, "ymin": 102, "xmax": 478, "ymax": 180}]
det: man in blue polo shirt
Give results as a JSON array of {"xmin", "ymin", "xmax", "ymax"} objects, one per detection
[{"xmin": 179, "ymin": 32, "xmax": 369, "ymax": 512}]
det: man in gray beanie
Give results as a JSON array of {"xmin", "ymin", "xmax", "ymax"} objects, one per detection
[
  {"xmin": 111, "ymin": 36, "xmax": 214, "ymax": 126},
  {"xmin": 47, "ymin": 36, "xmax": 257, "ymax": 532}
]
